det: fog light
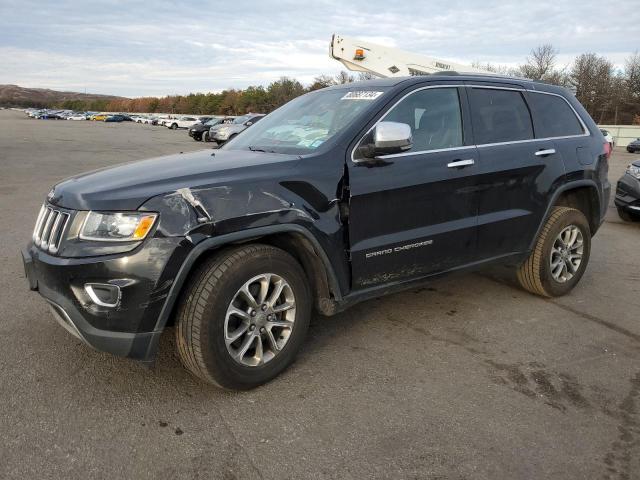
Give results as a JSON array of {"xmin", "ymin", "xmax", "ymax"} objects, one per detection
[{"xmin": 84, "ymin": 283, "xmax": 121, "ymax": 308}]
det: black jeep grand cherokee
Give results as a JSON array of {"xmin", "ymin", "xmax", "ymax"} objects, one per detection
[{"xmin": 22, "ymin": 75, "xmax": 611, "ymax": 390}]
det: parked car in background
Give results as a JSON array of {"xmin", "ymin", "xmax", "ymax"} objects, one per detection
[
  {"xmin": 131, "ymin": 115, "xmax": 146, "ymax": 123},
  {"xmin": 627, "ymin": 138, "xmax": 640, "ymax": 153},
  {"xmin": 157, "ymin": 116, "xmax": 172, "ymax": 126},
  {"xmin": 92, "ymin": 113, "xmax": 109, "ymax": 121},
  {"xmin": 189, "ymin": 117, "xmax": 230, "ymax": 141},
  {"xmin": 167, "ymin": 116, "xmax": 203, "ymax": 130},
  {"xmin": 68, "ymin": 113, "xmax": 88, "ymax": 120},
  {"xmin": 211, "ymin": 113, "xmax": 265, "ymax": 144},
  {"xmin": 38, "ymin": 111, "xmax": 63, "ymax": 120},
  {"xmin": 104, "ymin": 114, "xmax": 133, "ymax": 122},
  {"xmin": 600, "ymin": 129, "xmax": 614, "ymax": 149},
  {"xmin": 615, "ymin": 159, "xmax": 640, "ymax": 221}
]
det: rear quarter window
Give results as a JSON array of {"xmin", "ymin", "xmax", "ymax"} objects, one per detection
[
  {"xmin": 468, "ymin": 88, "xmax": 534, "ymax": 144},
  {"xmin": 527, "ymin": 92, "xmax": 585, "ymax": 138}
]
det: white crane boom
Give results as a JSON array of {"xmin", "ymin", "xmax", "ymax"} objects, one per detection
[{"xmin": 329, "ymin": 34, "xmax": 491, "ymax": 78}]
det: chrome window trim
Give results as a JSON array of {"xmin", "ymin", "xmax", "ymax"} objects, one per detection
[
  {"xmin": 377, "ymin": 145, "xmax": 476, "ymax": 160},
  {"xmin": 351, "ymin": 84, "xmax": 590, "ymax": 163}
]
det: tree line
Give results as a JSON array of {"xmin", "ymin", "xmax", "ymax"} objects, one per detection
[
  {"xmin": 475, "ymin": 47, "xmax": 640, "ymax": 125},
  {"xmin": 39, "ymin": 47, "xmax": 640, "ymax": 125},
  {"xmin": 52, "ymin": 73, "xmax": 369, "ymax": 116}
]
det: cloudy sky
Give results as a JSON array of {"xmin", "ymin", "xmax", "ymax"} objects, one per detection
[{"xmin": 1, "ymin": 0, "xmax": 638, "ymax": 97}]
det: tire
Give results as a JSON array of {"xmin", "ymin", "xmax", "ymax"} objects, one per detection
[
  {"xmin": 170, "ymin": 123, "xmax": 178, "ymax": 130},
  {"xmin": 202, "ymin": 131, "xmax": 209, "ymax": 142},
  {"xmin": 617, "ymin": 207, "xmax": 639, "ymax": 222},
  {"xmin": 175, "ymin": 244, "xmax": 311, "ymax": 389},
  {"xmin": 517, "ymin": 207, "xmax": 591, "ymax": 297}
]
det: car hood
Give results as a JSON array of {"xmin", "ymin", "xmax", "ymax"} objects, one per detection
[{"xmin": 48, "ymin": 149, "xmax": 301, "ymax": 211}]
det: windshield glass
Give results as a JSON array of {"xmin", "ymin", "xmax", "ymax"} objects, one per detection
[
  {"xmin": 205, "ymin": 118, "xmax": 222, "ymax": 126},
  {"xmin": 225, "ymin": 87, "xmax": 389, "ymax": 155},
  {"xmin": 233, "ymin": 115, "xmax": 251, "ymax": 124}
]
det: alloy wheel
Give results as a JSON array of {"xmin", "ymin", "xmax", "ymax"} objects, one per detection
[
  {"xmin": 224, "ymin": 273, "xmax": 296, "ymax": 367},
  {"xmin": 550, "ymin": 225, "xmax": 584, "ymax": 283}
]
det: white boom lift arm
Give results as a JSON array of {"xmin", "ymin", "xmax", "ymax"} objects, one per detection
[{"xmin": 329, "ymin": 34, "xmax": 491, "ymax": 77}]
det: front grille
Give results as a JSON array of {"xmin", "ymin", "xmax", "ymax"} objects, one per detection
[{"xmin": 32, "ymin": 204, "xmax": 71, "ymax": 254}]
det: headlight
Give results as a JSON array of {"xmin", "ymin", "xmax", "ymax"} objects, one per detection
[
  {"xmin": 80, "ymin": 212, "xmax": 157, "ymax": 242},
  {"xmin": 627, "ymin": 164, "xmax": 640, "ymax": 179}
]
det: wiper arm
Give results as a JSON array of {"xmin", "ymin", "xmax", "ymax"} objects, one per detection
[{"xmin": 248, "ymin": 146, "xmax": 277, "ymax": 153}]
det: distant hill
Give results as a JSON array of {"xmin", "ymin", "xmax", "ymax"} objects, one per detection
[{"xmin": 0, "ymin": 84, "xmax": 127, "ymax": 108}]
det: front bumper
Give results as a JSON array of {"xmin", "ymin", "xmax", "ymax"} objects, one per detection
[
  {"xmin": 614, "ymin": 173, "xmax": 640, "ymax": 212},
  {"xmin": 21, "ymin": 237, "xmax": 188, "ymax": 361},
  {"xmin": 213, "ymin": 131, "xmax": 231, "ymax": 141}
]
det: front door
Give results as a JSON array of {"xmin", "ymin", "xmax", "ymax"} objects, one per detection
[{"xmin": 348, "ymin": 85, "xmax": 479, "ymax": 290}]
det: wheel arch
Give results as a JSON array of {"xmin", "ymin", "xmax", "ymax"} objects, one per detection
[
  {"xmin": 527, "ymin": 180, "xmax": 601, "ymax": 252},
  {"xmin": 153, "ymin": 224, "xmax": 342, "ymax": 329}
]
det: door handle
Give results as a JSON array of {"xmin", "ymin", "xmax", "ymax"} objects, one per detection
[
  {"xmin": 447, "ymin": 159, "xmax": 475, "ymax": 168},
  {"xmin": 535, "ymin": 148, "xmax": 556, "ymax": 157}
]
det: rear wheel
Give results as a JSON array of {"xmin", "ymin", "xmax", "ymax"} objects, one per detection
[
  {"xmin": 170, "ymin": 123, "xmax": 178, "ymax": 130},
  {"xmin": 517, "ymin": 207, "xmax": 591, "ymax": 297},
  {"xmin": 176, "ymin": 245, "xmax": 311, "ymax": 389}
]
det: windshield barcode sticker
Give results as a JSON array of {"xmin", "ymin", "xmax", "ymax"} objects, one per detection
[{"xmin": 341, "ymin": 91, "xmax": 384, "ymax": 100}]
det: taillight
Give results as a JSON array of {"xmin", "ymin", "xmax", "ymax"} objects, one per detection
[{"xmin": 603, "ymin": 141, "xmax": 612, "ymax": 160}]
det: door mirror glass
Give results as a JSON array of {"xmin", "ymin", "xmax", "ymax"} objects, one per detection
[
  {"xmin": 245, "ymin": 121, "xmax": 253, "ymax": 126},
  {"xmin": 372, "ymin": 121, "xmax": 413, "ymax": 156}
]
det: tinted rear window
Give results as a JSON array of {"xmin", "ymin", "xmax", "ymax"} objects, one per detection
[
  {"xmin": 469, "ymin": 88, "xmax": 534, "ymax": 144},
  {"xmin": 528, "ymin": 93, "xmax": 585, "ymax": 138}
]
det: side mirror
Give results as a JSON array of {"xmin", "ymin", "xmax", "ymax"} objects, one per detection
[
  {"xmin": 245, "ymin": 121, "xmax": 253, "ymax": 126},
  {"xmin": 371, "ymin": 121, "xmax": 413, "ymax": 156}
]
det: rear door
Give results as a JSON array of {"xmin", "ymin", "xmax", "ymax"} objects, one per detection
[
  {"xmin": 466, "ymin": 84, "xmax": 566, "ymax": 259},
  {"xmin": 348, "ymin": 84, "xmax": 480, "ymax": 289},
  {"xmin": 526, "ymin": 89, "xmax": 591, "ymax": 177}
]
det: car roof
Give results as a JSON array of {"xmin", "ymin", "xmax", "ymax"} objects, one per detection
[{"xmin": 330, "ymin": 73, "xmax": 569, "ymax": 95}]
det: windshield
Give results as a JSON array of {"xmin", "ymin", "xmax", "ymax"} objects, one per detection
[
  {"xmin": 205, "ymin": 118, "xmax": 222, "ymax": 126},
  {"xmin": 225, "ymin": 87, "xmax": 389, "ymax": 155},
  {"xmin": 232, "ymin": 115, "xmax": 252, "ymax": 124}
]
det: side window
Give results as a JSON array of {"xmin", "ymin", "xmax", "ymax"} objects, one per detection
[
  {"xmin": 384, "ymin": 87, "xmax": 463, "ymax": 151},
  {"xmin": 527, "ymin": 93, "xmax": 585, "ymax": 138},
  {"xmin": 469, "ymin": 88, "xmax": 533, "ymax": 144}
]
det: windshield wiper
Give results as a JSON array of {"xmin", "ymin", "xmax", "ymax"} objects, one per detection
[{"xmin": 248, "ymin": 146, "xmax": 276, "ymax": 153}]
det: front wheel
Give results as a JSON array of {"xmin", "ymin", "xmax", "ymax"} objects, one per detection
[
  {"xmin": 517, "ymin": 207, "xmax": 591, "ymax": 297},
  {"xmin": 176, "ymin": 244, "xmax": 311, "ymax": 389},
  {"xmin": 202, "ymin": 131, "xmax": 209, "ymax": 142},
  {"xmin": 170, "ymin": 123, "xmax": 178, "ymax": 129}
]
